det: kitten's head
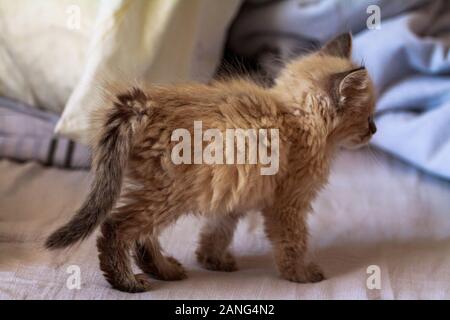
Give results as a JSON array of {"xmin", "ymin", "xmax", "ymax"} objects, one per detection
[{"xmin": 275, "ymin": 33, "xmax": 377, "ymax": 149}]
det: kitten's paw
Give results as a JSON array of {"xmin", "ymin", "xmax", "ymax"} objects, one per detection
[
  {"xmin": 111, "ymin": 273, "xmax": 152, "ymax": 293},
  {"xmin": 196, "ymin": 251, "xmax": 238, "ymax": 272},
  {"xmin": 149, "ymin": 256, "xmax": 187, "ymax": 281},
  {"xmin": 304, "ymin": 262, "xmax": 325, "ymax": 283},
  {"xmin": 133, "ymin": 273, "xmax": 153, "ymax": 291},
  {"xmin": 281, "ymin": 263, "xmax": 325, "ymax": 283},
  {"xmin": 158, "ymin": 256, "xmax": 188, "ymax": 281},
  {"xmin": 136, "ymin": 252, "xmax": 187, "ymax": 281}
]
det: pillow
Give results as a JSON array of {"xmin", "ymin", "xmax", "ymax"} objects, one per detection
[
  {"xmin": 0, "ymin": 0, "xmax": 100, "ymax": 113},
  {"xmin": 55, "ymin": 0, "xmax": 241, "ymax": 144}
]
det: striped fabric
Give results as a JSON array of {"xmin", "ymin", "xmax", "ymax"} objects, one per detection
[{"xmin": 0, "ymin": 97, "xmax": 90, "ymax": 169}]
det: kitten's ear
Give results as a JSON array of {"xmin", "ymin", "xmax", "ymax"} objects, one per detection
[
  {"xmin": 321, "ymin": 33, "xmax": 352, "ymax": 59},
  {"xmin": 338, "ymin": 67, "xmax": 369, "ymax": 95},
  {"xmin": 332, "ymin": 67, "xmax": 370, "ymax": 108}
]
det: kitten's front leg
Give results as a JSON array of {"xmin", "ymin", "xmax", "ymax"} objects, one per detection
[{"xmin": 263, "ymin": 204, "xmax": 324, "ymax": 283}]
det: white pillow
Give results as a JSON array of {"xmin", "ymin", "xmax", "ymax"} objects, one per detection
[
  {"xmin": 56, "ymin": 0, "xmax": 241, "ymax": 144},
  {"xmin": 0, "ymin": 0, "xmax": 100, "ymax": 113}
]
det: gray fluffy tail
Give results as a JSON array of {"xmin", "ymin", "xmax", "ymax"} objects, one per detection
[{"xmin": 45, "ymin": 88, "xmax": 149, "ymax": 249}]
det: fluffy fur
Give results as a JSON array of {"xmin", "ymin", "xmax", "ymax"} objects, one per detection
[{"xmin": 46, "ymin": 33, "xmax": 376, "ymax": 292}]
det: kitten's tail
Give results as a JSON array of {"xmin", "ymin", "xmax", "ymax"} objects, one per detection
[{"xmin": 45, "ymin": 87, "xmax": 150, "ymax": 250}]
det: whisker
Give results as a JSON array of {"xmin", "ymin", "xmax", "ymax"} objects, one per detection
[{"xmin": 366, "ymin": 144, "xmax": 383, "ymax": 168}]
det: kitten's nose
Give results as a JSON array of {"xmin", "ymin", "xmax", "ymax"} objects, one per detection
[{"xmin": 369, "ymin": 120, "xmax": 377, "ymax": 134}]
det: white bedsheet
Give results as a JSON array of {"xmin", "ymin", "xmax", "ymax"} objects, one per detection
[{"xmin": 1, "ymin": 148, "xmax": 449, "ymax": 299}]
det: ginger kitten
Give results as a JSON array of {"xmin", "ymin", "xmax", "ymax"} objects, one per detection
[{"xmin": 46, "ymin": 33, "xmax": 376, "ymax": 292}]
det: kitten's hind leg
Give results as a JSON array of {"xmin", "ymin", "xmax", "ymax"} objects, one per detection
[
  {"xmin": 196, "ymin": 213, "xmax": 241, "ymax": 272},
  {"xmin": 134, "ymin": 236, "xmax": 187, "ymax": 281},
  {"xmin": 97, "ymin": 218, "xmax": 152, "ymax": 293}
]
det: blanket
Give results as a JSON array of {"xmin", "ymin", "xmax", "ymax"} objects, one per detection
[
  {"xmin": 228, "ymin": 0, "xmax": 450, "ymax": 179},
  {"xmin": 0, "ymin": 97, "xmax": 90, "ymax": 169}
]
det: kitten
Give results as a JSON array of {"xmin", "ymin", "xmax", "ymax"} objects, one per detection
[{"xmin": 45, "ymin": 33, "xmax": 376, "ymax": 293}]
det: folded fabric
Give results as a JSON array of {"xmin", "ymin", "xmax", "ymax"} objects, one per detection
[
  {"xmin": 228, "ymin": 0, "xmax": 450, "ymax": 179},
  {"xmin": 0, "ymin": 97, "xmax": 90, "ymax": 169}
]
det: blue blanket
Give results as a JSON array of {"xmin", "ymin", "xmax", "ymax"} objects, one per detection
[{"xmin": 229, "ymin": 0, "xmax": 450, "ymax": 179}]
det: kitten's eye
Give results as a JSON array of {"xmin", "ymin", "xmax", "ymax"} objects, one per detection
[{"xmin": 368, "ymin": 116, "xmax": 377, "ymax": 134}]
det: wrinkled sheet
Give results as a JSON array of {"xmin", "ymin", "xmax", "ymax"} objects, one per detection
[
  {"xmin": 1, "ymin": 148, "xmax": 449, "ymax": 299},
  {"xmin": 228, "ymin": 0, "xmax": 450, "ymax": 179}
]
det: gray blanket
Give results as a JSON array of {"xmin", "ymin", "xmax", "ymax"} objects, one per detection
[{"xmin": 0, "ymin": 97, "xmax": 90, "ymax": 169}]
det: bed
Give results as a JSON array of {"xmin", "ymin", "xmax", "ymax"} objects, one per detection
[
  {"xmin": 1, "ymin": 148, "xmax": 449, "ymax": 299},
  {"xmin": 1, "ymin": 0, "xmax": 449, "ymax": 300}
]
